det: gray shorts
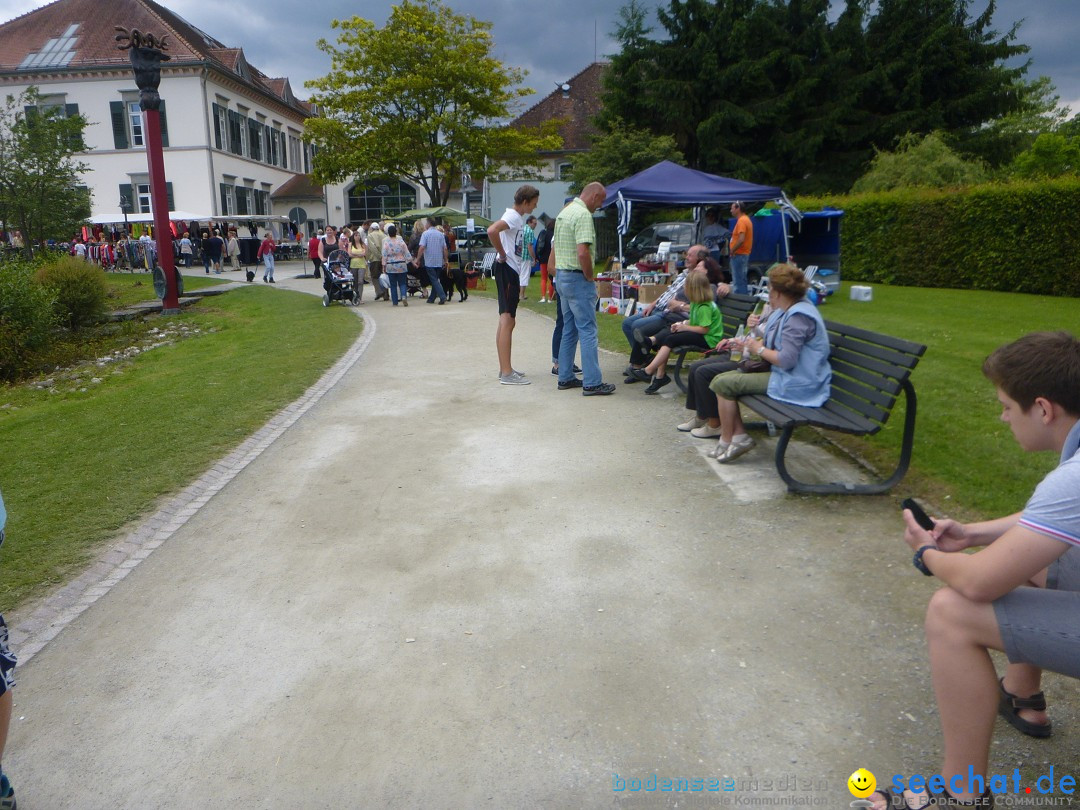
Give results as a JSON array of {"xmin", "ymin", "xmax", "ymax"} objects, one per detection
[{"xmin": 994, "ymin": 544, "xmax": 1080, "ymax": 678}]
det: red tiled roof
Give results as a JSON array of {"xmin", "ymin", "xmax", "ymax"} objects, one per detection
[
  {"xmin": 512, "ymin": 62, "xmax": 608, "ymax": 153},
  {"xmin": 272, "ymin": 174, "xmax": 323, "ymax": 199},
  {"xmin": 0, "ymin": 0, "xmax": 308, "ymax": 114}
]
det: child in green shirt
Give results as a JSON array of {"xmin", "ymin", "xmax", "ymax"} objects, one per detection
[{"xmin": 631, "ymin": 270, "xmax": 727, "ymax": 394}]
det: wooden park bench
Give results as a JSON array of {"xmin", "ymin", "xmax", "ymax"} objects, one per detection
[{"xmin": 738, "ymin": 321, "xmax": 927, "ymax": 495}]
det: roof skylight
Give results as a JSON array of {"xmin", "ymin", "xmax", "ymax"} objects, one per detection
[{"xmin": 19, "ymin": 23, "xmax": 80, "ymax": 70}]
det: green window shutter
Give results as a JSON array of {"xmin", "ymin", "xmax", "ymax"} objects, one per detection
[
  {"xmin": 248, "ymin": 119, "xmax": 261, "ymax": 161},
  {"xmin": 220, "ymin": 183, "xmax": 229, "ymax": 214},
  {"xmin": 64, "ymin": 103, "xmax": 82, "ymax": 150},
  {"xmin": 119, "ymin": 183, "xmax": 133, "ymax": 215},
  {"xmin": 212, "ymin": 103, "xmax": 222, "ymax": 149},
  {"xmin": 166, "ymin": 182, "xmax": 175, "ymax": 212},
  {"xmin": 110, "ymin": 101, "xmax": 128, "ymax": 149},
  {"xmin": 229, "ymin": 111, "xmax": 243, "ymax": 154},
  {"xmin": 158, "ymin": 101, "xmax": 169, "ymax": 147},
  {"xmin": 279, "ymin": 132, "xmax": 287, "ymax": 169}
]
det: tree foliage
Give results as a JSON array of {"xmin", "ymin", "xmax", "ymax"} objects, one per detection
[
  {"xmin": 304, "ymin": 0, "xmax": 560, "ymax": 207},
  {"xmin": 0, "ymin": 88, "xmax": 91, "ymax": 257},
  {"xmin": 1010, "ymin": 132, "xmax": 1080, "ymax": 180},
  {"xmin": 601, "ymin": 0, "xmax": 1048, "ymax": 192},
  {"xmin": 852, "ymin": 132, "xmax": 989, "ymax": 192},
  {"xmin": 567, "ymin": 120, "xmax": 684, "ymax": 193}
]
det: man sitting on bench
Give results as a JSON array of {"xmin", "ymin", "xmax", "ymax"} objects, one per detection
[{"xmin": 622, "ymin": 245, "xmax": 728, "ymax": 383}]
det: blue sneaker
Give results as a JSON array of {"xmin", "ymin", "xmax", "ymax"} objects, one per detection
[{"xmin": 1, "ymin": 772, "xmax": 16, "ymax": 810}]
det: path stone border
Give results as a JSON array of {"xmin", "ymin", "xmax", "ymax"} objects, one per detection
[{"xmin": 9, "ymin": 306, "xmax": 375, "ymax": 665}]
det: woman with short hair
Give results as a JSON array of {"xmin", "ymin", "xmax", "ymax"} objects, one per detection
[{"xmin": 707, "ymin": 263, "xmax": 831, "ymax": 462}]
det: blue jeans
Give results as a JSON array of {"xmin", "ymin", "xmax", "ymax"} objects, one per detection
[
  {"xmin": 551, "ymin": 290, "xmax": 564, "ymax": 363},
  {"xmin": 731, "ymin": 253, "xmax": 750, "ymax": 295},
  {"xmin": 621, "ymin": 312, "xmax": 668, "ymax": 365},
  {"xmin": 425, "ymin": 267, "xmax": 446, "ymax": 303},
  {"xmin": 263, "ymin": 253, "xmax": 275, "ymax": 280},
  {"xmin": 388, "ymin": 272, "xmax": 408, "ymax": 304},
  {"xmin": 556, "ymin": 271, "xmax": 601, "ymax": 387}
]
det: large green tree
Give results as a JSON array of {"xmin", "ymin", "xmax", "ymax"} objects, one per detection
[
  {"xmin": 567, "ymin": 120, "xmax": 685, "ymax": 193},
  {"xmin": 304, "ymin": 0, "xmax": 560, "ymax": 207},
  {"xmin": 600, "ymin": 0, "xmax": 1045, "ymax": 192},
  {"xmin": 0, "ymin": 88, "xmax": 90, "ymax": 257}
]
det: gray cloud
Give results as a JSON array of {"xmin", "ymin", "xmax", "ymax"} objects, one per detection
[{"xmin": 3, "ymin": 0, "xmax": 1077, "ymax": 113}]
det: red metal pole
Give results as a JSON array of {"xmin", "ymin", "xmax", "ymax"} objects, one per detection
[{"xmin": 142, "ymin": 108, "xmax": 179, "ymax": 312}]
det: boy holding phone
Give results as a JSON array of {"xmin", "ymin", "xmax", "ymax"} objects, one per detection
[{"xmin": 886, "ymin": 332, "xmax": 1080, "ymax": 807}]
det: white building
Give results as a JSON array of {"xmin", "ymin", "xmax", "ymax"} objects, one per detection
[{"xmin": 0, "ymin": 0, "xmax": 326, "ymax": 235}]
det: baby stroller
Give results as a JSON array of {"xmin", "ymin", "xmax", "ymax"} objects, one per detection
[
  {"xmin": 405, "ymin": 265, "xmax": 426, "ymax": 298},
  {"xmin": 322, "ymin": 249, "xmax": 360, "ymax": 307}
]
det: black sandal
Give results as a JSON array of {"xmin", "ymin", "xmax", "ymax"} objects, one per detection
[{"xmin": 998, "ymin": 677, "xmax": 1052, "ymax": 738}]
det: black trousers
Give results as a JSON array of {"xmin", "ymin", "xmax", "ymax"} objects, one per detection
[{"xmin": 685, "ymin": 354, "xmax": 738, "ymax": 418}]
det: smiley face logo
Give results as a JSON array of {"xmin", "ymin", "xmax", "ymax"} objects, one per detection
[{"xmin": 848, "ymin": 768, "xmax": 876, "ymax": 798}]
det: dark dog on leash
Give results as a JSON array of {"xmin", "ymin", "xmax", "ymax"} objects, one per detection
[{"xmin": 440, "ymin": 266, "xmax": 469, "ymax": 302}]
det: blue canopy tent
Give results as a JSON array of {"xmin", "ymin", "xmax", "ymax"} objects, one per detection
[{"xmin": 601, "ymin": 160, "xmax": 801, "ymax": 264}]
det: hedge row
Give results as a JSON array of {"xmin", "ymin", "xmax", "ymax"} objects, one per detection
[{"xmin": 794, "ymin": 178, "xmax": 1080, "ymax": 297}]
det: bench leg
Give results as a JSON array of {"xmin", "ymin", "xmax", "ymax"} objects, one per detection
[
  {"xmin": 672, "ymin": 349, "xmax": 689, "ymax": 393},
  {"xmin": 774, "ymin": 380, "xmax": 918, "ymax": 495}
]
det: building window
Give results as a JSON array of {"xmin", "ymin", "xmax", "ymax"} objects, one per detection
[
  {"xmin": 111, "ymin": 99, "xmax": 168, "ymax": 149},
  {"xmin": 347, "ymin": 179, "xmax": 416, "ymax": 224},
  {"xmin": 558, "ymin": 162, "xmax": 573, "ymax": 180},
  {"xmin": 289, "ymin": 134, "xmax": 302, "ymax": 173},
  {"xmin": 128, "ymin": 102, "xmax": 144, "ymax": 147},
  {"xmin": 236, "ymin": 186, "xmax": 252, "ymax": 216},
  {"xmin": 213, "ymin": 102, "xmax": 228, "ymax": 150},
  {"xmin": 136, "ymin": 182, "xmax": 152, "ymax": 213},
  {"xmin": 220, "ymin": 182, "xmax": 236, "ymax": 216},
  {"xmin": 119, "ymin": 179, "xmax": 173, "ymax": 215}
]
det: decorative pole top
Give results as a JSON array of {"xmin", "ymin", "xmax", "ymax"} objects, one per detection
[{"xmin": 115, "ymin": 26, "xmax": 171, "ymax": 111}]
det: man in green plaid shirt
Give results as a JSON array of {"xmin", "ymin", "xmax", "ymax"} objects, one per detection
[{"xmin": 553, "ymin": 182, "xmax": 615, "ymax": 395}]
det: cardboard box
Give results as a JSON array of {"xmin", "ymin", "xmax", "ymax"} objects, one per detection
[
  {"xmin": 637, "ymin": 282, "xmax": 670, "ymax": 304},
  {"xmin": 850, "ymin": 285, "xmax": 873, "ymax": 302},
  {"xmin": 596, "ymin": 280, "xmax": 612, "ymax": 298}
]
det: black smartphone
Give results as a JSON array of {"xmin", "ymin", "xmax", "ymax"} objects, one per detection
[{"xmin": 901, "ymin": 497, "xmax": 935, "ymax": 531}]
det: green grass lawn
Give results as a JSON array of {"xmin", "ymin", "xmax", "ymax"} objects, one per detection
[
  {"xmin": 0, "ymin": 285, "xmax": 361, "ymax": 610},
  {"xmin": 104, "ymin": 270, "xmax": 227, "ymax": 308},
  {"xmin": 479, "ymin": 280, "xmax": 1080, "ymax": 518}
]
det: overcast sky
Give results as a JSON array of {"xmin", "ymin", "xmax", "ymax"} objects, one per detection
[{"xmin": 3, "ymin": 0, "xmax": 1078, "ymax": 115}]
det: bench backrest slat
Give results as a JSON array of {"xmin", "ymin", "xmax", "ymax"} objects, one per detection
[
  {"xmin": 829, "ymin": 358, "xmax": 903, "ymax": 399},
  {"xmin": 829, "ymin": 333, "xmax": 923, "ymax": 374},
  {"xmin": 829, "ymin": 345, "xmax": 915, "ymax": 383},
  {"xmin": 818, "ymin": 320, "xmax": 927, "ymax": 431},
  {"xmin": 825, "ymin": 319, "xmax": 927, "ymax": 360},
  {"xmin": 718, "ymin": 292, "xmax": 758, "ymax": 339},
  {"xmin": 829, "ymin": 377, "xmax": 896, "ymax": 421}
]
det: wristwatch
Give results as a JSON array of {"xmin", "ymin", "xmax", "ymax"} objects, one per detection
[{"xmin": 913, "ymin": 545, "xmax": 936, "ymax": 576}]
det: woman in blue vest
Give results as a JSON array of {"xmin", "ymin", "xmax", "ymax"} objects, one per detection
[{"xmin": 708, "ymin": 263, "xmax": 831, "ymax": 463}]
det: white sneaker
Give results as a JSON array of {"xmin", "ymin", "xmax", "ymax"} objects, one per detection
[
  {"xmin": 677, "ymin": 416, "xmax": 706, "ymax": 432},
  {"xmin": 499, "ymin": 371, "xmax": 531, "ymax": 385},
  {"xmin": 716, "ymin": 436, "xmax": 756, "ymax": 463},
  {"xmin": 690, "ymin": 424, "xmax": 724, "ymax": 439}
]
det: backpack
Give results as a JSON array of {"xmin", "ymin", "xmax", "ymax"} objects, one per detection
[{"xmin": 535, "ymin": 227, "xmax": 552, "ymax": 263}]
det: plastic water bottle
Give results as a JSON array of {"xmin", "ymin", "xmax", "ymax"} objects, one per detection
[
  {"xmin": 730, "ymin": 324, "xmax": 745, "ymax": 362},
  {"xmin": 747, "ymin": 302, "xmax": 766, "ymax": 360}
]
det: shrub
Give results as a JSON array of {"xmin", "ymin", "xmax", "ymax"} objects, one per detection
[
  {"xmin": 0, "ymin": 260, "xmax": 58, "ymax": 379},
  {"xmin": 794, "ymin": 178, "xmax": 1080, "ymax": 296},
  {"xmin": 35, "ymin": 256, "xmax": 108, "ymax": 328}
]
